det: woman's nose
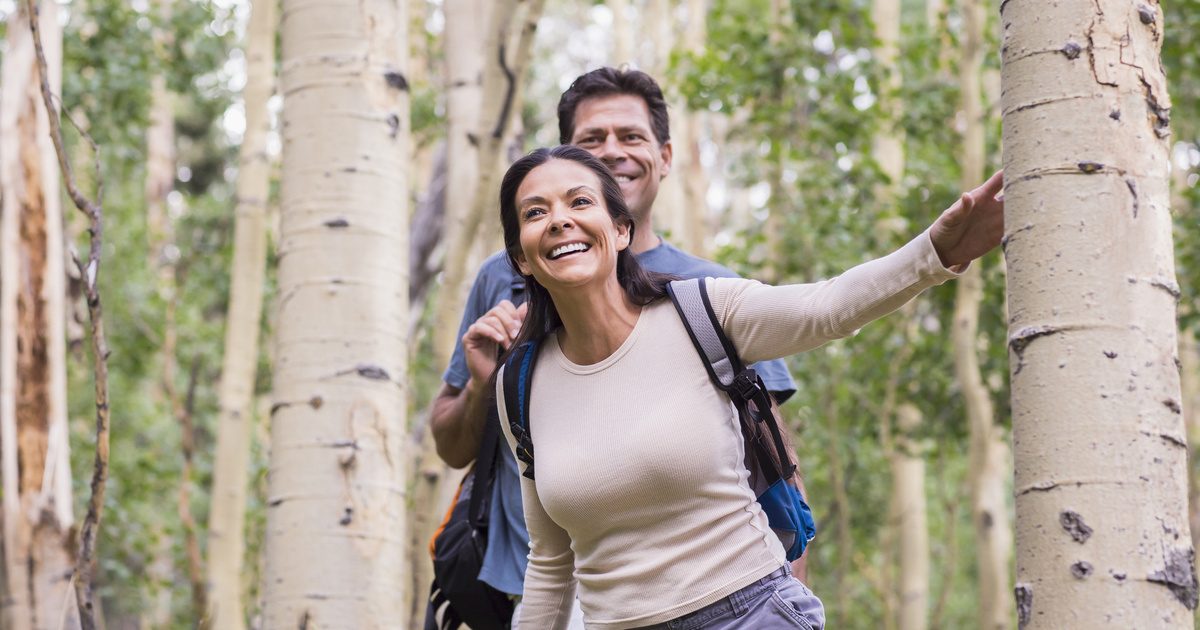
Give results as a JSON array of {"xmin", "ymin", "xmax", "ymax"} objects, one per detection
[{"xmin": 548, "ymin": 209, "xmax": 573, "ymax": 232}]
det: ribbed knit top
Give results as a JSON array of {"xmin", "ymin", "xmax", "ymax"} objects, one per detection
[{"xmin": 497, "ymin": 231, "xmax": 959, "ymax": 629}]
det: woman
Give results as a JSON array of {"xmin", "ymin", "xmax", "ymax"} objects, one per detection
[{"xmin": 477, "ymin": 145, "xmax": 1003, "ymax": 629}]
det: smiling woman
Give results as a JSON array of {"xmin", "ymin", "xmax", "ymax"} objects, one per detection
[{"xmin": 483, "ymin": 144, "xmax": 1003, "ymax": 630}]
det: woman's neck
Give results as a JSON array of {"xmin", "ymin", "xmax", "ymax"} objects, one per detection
[{"xmin": 549, "ymin": 277, "xmax": 642, "ymax": 365}]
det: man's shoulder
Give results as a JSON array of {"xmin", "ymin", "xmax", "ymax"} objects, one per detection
[
  {"xmin": 476, "ymin": 250, "xmax": 519, "ymax": 280},
  {"xmin": 638, "ymin": 240, "xmax": 740, "ymax": 280}
]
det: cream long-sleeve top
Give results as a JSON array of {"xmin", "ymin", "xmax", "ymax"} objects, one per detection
[{"xmin": 497, "ymin": 231, "xmax": 961, "ymax": 629}]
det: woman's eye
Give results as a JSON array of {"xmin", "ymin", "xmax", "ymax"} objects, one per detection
[
  {"xmin": 571, "ymin": 197, "xmax": 593, "ymax": 207},
  {"xmin": 522, "ymin": 207, "xmax": 545, "ymax": 220}
]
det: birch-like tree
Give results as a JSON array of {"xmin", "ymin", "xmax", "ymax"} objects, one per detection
[
  {"xmin": 430, "ymin": 0, "xmax": 544, "ymax": 368},
  {"xmin": 1003, "ymin": 0, "xmax": 1195, "ymax": 625},
  {"xmin": 262, "ymin": 0, "xmax": 410, "ymax": 624},
  {"xmin": 206, "ymin": 0, "xmax": 277, "ymax": 626},
  {"xmin": 0, "ymin": 2, "xmax": 80, "ymax": 628},
  {"xmin": 952, "ymin": 0, "xmax": 1012, "ymax": 627}
]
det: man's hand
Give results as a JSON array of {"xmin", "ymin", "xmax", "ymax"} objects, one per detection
[
  {"xmin": 929, "ymin": 170, "xmax": 1005, "ymax": 270},
  {"xmin": 463, "ymin": 300, "xmax": 528, "ymax": 383}
]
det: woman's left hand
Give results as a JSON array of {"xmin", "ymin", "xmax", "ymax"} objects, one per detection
[{"xmin": 929, "ymin": 170, "xmax": 1005, "ymax": 271}]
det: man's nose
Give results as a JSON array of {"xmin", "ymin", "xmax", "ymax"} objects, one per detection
[{"xmin": 599, "ymin": 134, "xmax": 623, "ymax": 161}]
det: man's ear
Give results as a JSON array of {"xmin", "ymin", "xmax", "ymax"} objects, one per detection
[{"xmin": 659, "ymin": 140, "xmax": 673, "ymax": 179}]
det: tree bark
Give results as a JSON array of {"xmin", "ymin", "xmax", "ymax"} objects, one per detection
[
  {"xmin": 0, "ymin": 3, "xmax": 80, "ymax": 629},
  {"xmin": 431, "ymin": 0, "xmax": 542, "ymax": 368},
  {"xmin": 893, "ymin": 405, "xmax": 930, "ymax": 630},
  {"xmin": 143, "ymin": 2, "xmax": 179, "ymax": 621},
  {"xmin": 205, "ymin": 0, "xmax": 277, "ymax": 626},
  {"xmin": 610, "ymin": 0, "xmax": 635, "ymax": 66},
  {"xmin": 262, "ymin": 0, "xmax": 410, "ymax": 625},
  {"xmin": 1003, "ymin": 1, "xmax": 1194, "ymax": 626},
  {"xmin": 954, "ymin": 0, "xmax": 1013, "ymax": 628}
]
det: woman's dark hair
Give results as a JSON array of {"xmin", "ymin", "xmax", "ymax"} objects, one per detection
[
  {"xmin": 497, "ymin": 145, "xmax": 675, "ymax": 367},
  {"xmin": 557, "ymin": 67, "xmax": 671, "ymax": 146}
]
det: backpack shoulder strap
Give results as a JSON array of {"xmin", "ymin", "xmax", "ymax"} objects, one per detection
[
  {"xmin": 502, "ymin": 338, "xmax": 541, "ymax": 480},
  {"xmin": 666, "ymin": 277, "xmax": 745, "ymax": 391},
  {"xmin": 667, "ymin": 277, "xmax": 796, "ymax": 480}
]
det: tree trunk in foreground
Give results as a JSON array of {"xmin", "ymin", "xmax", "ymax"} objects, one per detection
[
  {"xmin": 206, "ymin": 0, "xmax": 277, "ymax": 626},
  {"xmin": 0, "ymin": 2, "xmax": 80, "ymax": 628},
  {"xmin": 954, "ymin": 0, "xmax": 1013, "ymax": 627},
  {"xmin": 263, "ymin": 0, "xmax": 409, "ymax": 625},
  {"xmin": 1003, "ymin": 0, "xmax": 1195, "ymax": 626}
]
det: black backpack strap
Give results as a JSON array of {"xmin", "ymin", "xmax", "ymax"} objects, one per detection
[
  {"xmin": 666, "ymin": 278, "xmax": 796, "ymax": 482},
  {"xmin": 502, "ymin": 339, "xmax": 541, "ymax": 480},
  {"xmin": 467, "ymin": 402, "xmax": 502, "ymax": 529}
]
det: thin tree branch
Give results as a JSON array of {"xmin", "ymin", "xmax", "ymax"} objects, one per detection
[
  {"xmin": 25, "ymin": 2, "xmax": 111, "ymax": 629},
  {"xmin": 177, "ymin": 357, "xmax": 208, "ymax": 625}
]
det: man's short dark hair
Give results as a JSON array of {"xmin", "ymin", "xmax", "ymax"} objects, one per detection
[{"xmin": 557, "ymin": 67, "xmax": 671, "ymax": 146}]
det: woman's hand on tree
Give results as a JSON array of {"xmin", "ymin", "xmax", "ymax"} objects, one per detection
[{"xmin": 929, "ymin": 170, "xmax": 1005, "ymax": 270}]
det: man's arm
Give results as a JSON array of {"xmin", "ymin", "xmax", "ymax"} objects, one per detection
[
  {"xmin": 430, "ymin": 299, "xmax": 527, "ymax": 468},
  {"xmin": 430, "ymin": 382, "xmax": 492, "ymax": 469}
]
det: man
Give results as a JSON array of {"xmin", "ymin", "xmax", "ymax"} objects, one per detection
[{"xmin": 430, "ymin": 67, "xmax": 800, "ymax": 625}]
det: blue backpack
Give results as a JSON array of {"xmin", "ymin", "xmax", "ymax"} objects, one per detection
[{"xmin": 502, "ymin": 277, "xmax": 817, "ymax": 561}]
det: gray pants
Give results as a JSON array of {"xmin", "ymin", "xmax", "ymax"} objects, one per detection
[{"xmin": 631, "ymin": 565, "xmax": 825, "ymax": 630}]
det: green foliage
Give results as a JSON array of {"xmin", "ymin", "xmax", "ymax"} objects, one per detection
[{"xmin": 59, "ymin": 0, "xmax": 240, "ymax": 625}]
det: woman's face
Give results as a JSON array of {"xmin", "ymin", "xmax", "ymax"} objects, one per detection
[{"xmin": 512, "ymin": 158, "xmax": 631, "ymax": 292}]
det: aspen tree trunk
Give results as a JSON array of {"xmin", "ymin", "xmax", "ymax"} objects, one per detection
[
  {"xmin": 429, "ymin": 0, "xmax": 486, "ymax": 367},
  {"xmin": 1182, "ymin": 328, "xmax": 1200, "ymax": 585},
  {"xmin": 654, "ymin": 0, "xmax": 709, "ymax": 256},
  {"xmin": 0, "ymin": 3, "xmax": 80, "ymax": 628},
  {"xmin": 953, "ymin": 0, "xmax": 1013, "ymax": 628},
  {"xmin": 892, "ymin": 405, "xmax": 930, "ymax": 630},
  {"xmin": 679, "ymin": 0, "xmax": 710, "ymax": 257},
  {"xmin": 143, "ymin": 2, "xmax": 179, "ymax": 621},
  {"xmin": 262, "ymin": 0, "xmax": 409, "ymax": 625},
  {"xmin": 1177, "ymin": 168, "xmax": 1200, "ymax": 588},
  {"xmin": 431, "ymin": 0, "xmax": 540, "ymax": 368},
  {"xmin": 610, "ymin": 0, "xmax": 635, "ymax": 66},
  {"xmin": 1002, "ymin": 1, "xmax": 1195, "ymax": 626},
  {"xmin": 873, "ymin": 0, "xmax": 929, "ymax": 625},
  {"xmin": 206, "ymin": 0, "xmax": 277, "ymax": 626}
]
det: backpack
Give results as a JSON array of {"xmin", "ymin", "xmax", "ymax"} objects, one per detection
[
  {"xmin": 502, "ymin": 277, "xmax": 817, "ymax": 561},
  {"xmin": 426, "ymin": 406, "xmax": 514, "ymax": 630},
  {"xmin": 426, "ymin": 272, "xmax": 527, "ymax": 630}
]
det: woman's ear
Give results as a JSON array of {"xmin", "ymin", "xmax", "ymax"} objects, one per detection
[
  {"xmin": 615, "ymin": 219, "xmax": 632, "ymax": 252},
  {"xmin": 514, "ymin": 250, "xmax": 532, "ymax": 276}
]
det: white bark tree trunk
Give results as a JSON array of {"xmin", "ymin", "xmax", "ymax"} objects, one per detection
[
  {"xmin": 892, "ymin": 405, "xmax": 930, "ymax": 630},
  {"xmin": 1003, "ymin": 1, "xmax": 1194, "ymax": 626},
  {"xmin": 263, "ymin": 0, "xmax": 410, "ymax": 625},
  {"xmin": 954, "ymin": 0, "xmax": 1013, "ymax": 627},
  {"xmin": 872, "ymin": 0, "xmax": 928, "ymax": 626},
  {"xmin": 431, "ymin": 0, "xmax": 542, "ymax": 368},
  {"xmin": 610, "ymin": 0, "xmax": 635, "ymax": 66},
  {"xmin": 0, "ymin": 3, "xmax": 80, "ymax": 628},
  {"xmin": 206, "ymin": 0, "xmax": 277, "ymax": 627}
]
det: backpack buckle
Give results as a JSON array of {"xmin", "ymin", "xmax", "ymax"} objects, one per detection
[{"xmin": 731, "ymin": 368, "xmax": 762, "ymax": 402}]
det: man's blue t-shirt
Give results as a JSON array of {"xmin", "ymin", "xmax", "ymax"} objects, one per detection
[{"xmin": 443, "ymin": 242, "xmax": 799, "ymax": 596}]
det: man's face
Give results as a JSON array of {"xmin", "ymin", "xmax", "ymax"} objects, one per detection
[{"xmin": 569, "ymin": 94, "xmax": 672, "ymax": 223}]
